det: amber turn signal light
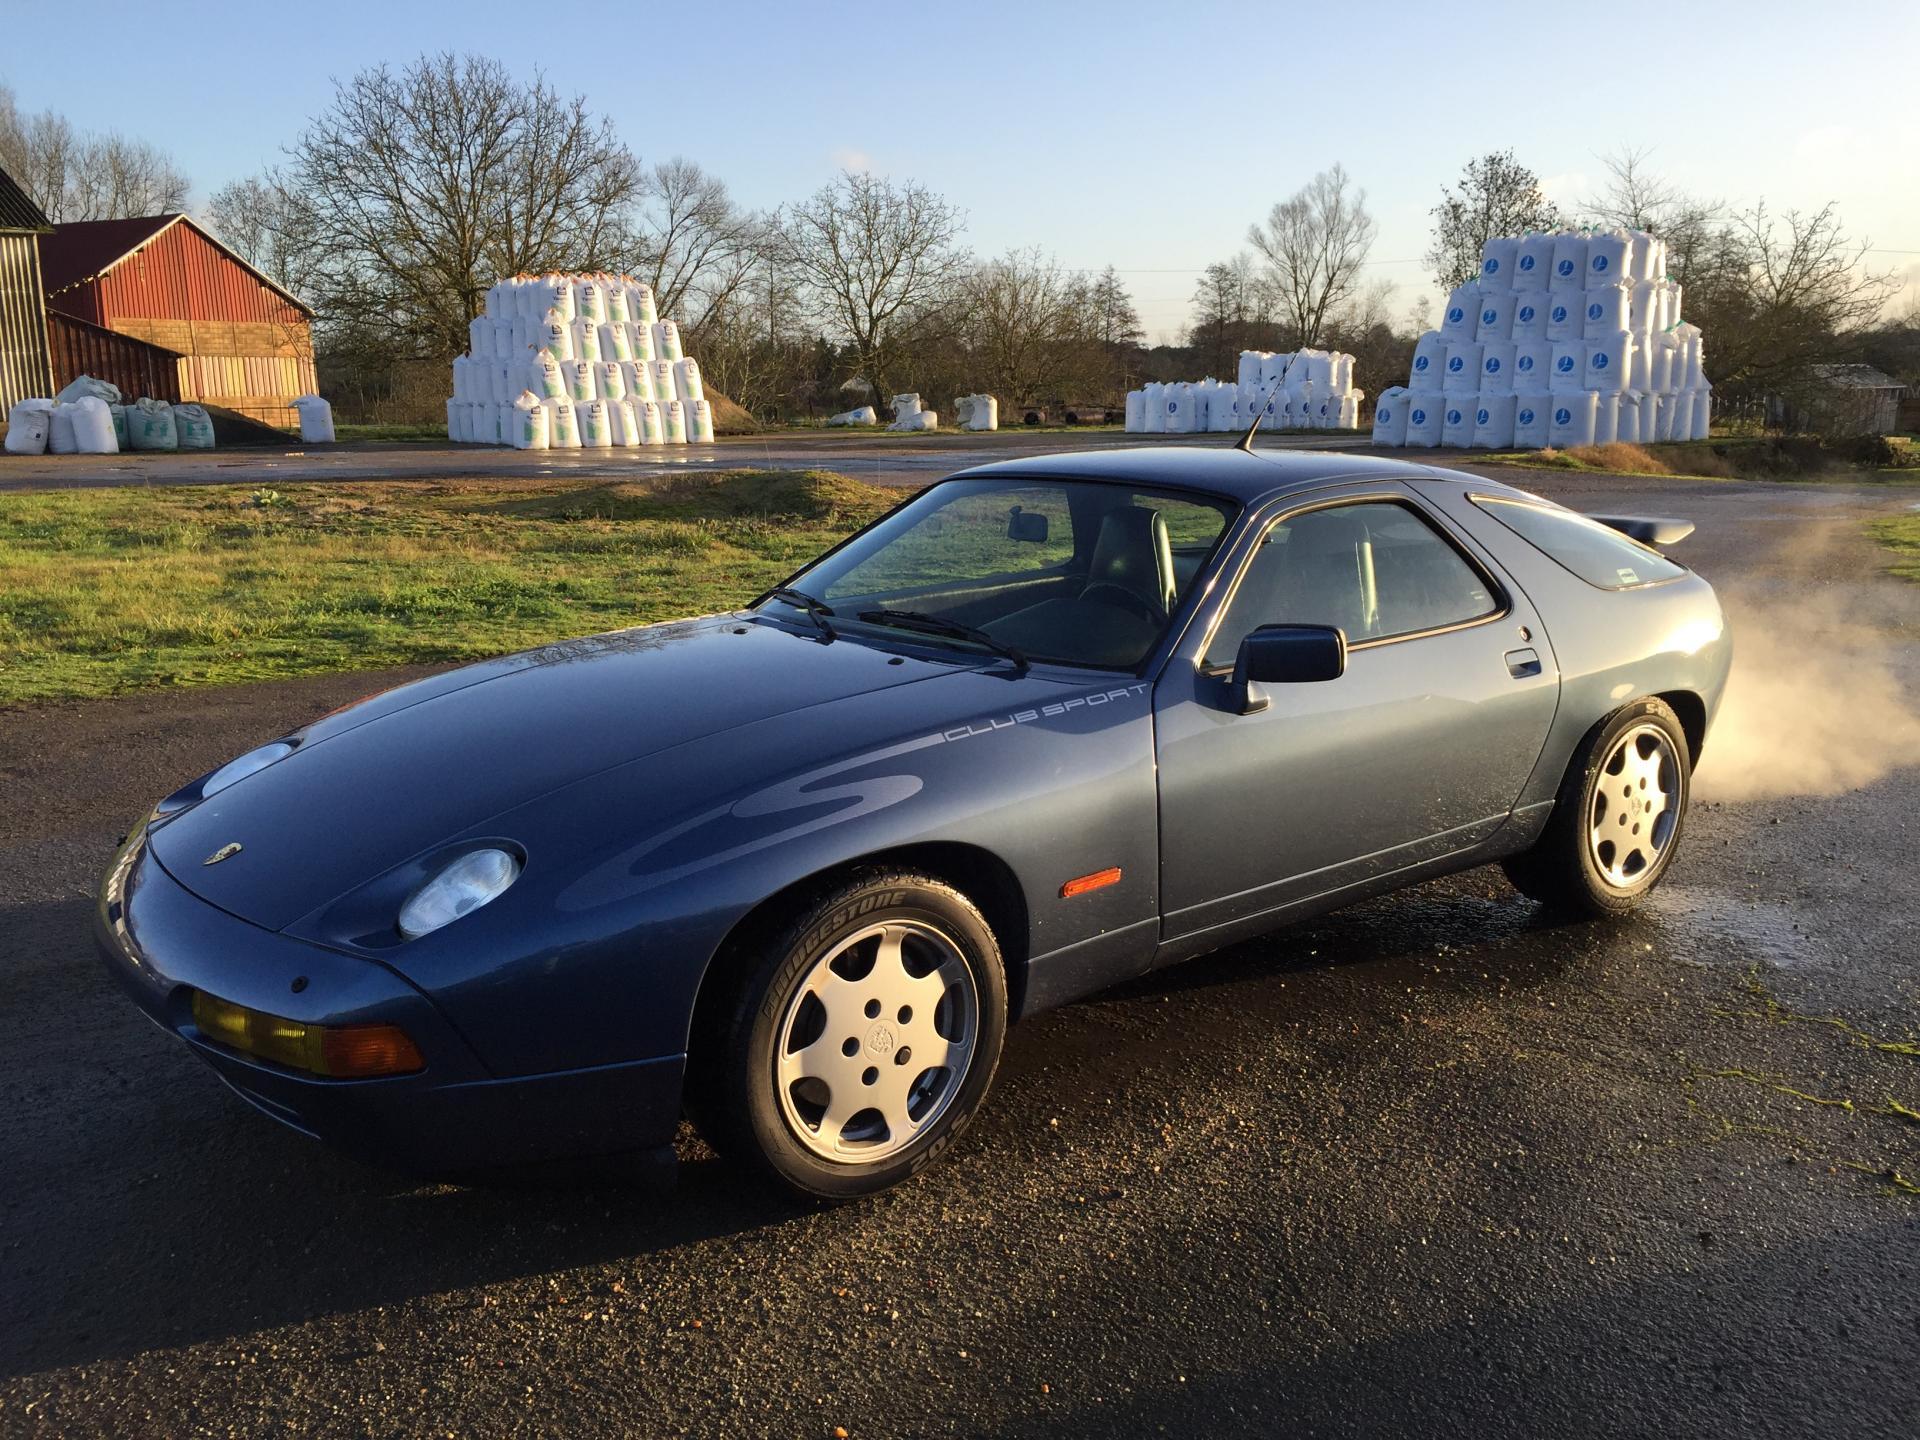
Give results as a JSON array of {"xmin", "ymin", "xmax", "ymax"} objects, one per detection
[
  {"xmin": 190, "ymin": 991, "xmax": 424, "ymax": 1078},
  {"xmin": 1060, "ymin": 867, "xmax": 1122, "ymax": 898}
]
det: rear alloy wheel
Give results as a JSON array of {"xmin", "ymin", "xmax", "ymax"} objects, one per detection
[
  {"xmin": 695, "ymin": 870, "xmax": 1007, "ymax": 1199},
  {"xmin": 1503, "ymin": 697, "xmax": 1691, "ymax": 917}
]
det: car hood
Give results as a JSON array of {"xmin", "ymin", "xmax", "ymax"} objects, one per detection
[{"xmin": 148, "ymin": 616, "xmax": 972, "ymax": 931}]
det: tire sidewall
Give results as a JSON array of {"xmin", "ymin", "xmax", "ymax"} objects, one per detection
[
  {"xmin": 738, "ymin": 875, "xmax": 1007, "ymax": 1200},
  {"xmin": 1570, "ymin": 698, "xmax": 1690, "ymax": 909}
]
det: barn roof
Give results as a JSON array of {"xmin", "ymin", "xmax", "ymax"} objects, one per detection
[
  {"xmin": 0, "ymin": 162, "xmax": 53, "ymax": 233},
  {"xmin": 39, "ymin": 212, "xmax": 314, "ymax": 315},
  {"xmin": 1810, "ymin": 363, "xmax": 1905, "ymax": 391}
]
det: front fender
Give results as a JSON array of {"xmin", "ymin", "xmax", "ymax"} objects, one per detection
[{"xmin": 323, "ymin": 668, "xmax": 1162, "ymax": 1076}]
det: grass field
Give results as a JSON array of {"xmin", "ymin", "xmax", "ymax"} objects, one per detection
[
  {"xmin": 1868, "ymin": 516, "xmax": 1920, "ymax": 583},
  {"xmin": 0, "ymin": 470, "xmax": 900, "ymax": 707}
]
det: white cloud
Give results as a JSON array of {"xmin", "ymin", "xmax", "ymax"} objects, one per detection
[{"xmin": 830, "ymin": 147, "xmax": 872, "ymax": 173}]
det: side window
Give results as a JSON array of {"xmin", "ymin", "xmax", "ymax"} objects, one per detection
[
  {"xmin": 1471, "ymin": 496, "xmax": 1686, "ymax": 589},
  {"xmin": 1205, "ymin": 501, "xmax": 1499, "ymax": 665}
]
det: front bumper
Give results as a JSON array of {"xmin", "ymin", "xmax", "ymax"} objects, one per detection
[{"xmin": 95, "ymin": 823, "xmax": 685, "ymax": 1176}]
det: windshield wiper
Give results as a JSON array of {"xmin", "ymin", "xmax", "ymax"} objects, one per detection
[
  {"xmin": 856, "ymin": 609, "xmax": 1029, "ymax": 672},
  {"xmin": 756, "ymin": 585, "xmax": 835, "ymax": 641}
]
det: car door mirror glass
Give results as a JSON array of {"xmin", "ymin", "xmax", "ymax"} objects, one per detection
[{"xmin": 1227, "ymin": 625, "xmax": 1346, "ymax": 712}]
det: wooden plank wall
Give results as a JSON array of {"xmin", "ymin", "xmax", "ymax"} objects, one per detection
[{"xmin": 0, "ymin": 232, "xmax": 55, "ymax": 412}]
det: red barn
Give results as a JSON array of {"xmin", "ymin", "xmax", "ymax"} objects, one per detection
[{"xmin": 39, "ymin": 213, "xmax": 317, "ymax": 426}]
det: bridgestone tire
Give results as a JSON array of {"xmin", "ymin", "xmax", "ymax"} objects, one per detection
[
  {"xmin": 1502, "ymin": 696, "xmax": 1692, "ymax": 918},
  {"xmin": 690, "ymin": 869, "xmax": 1008, "ymax": 1201}
]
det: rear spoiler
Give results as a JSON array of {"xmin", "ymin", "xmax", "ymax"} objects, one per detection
[{"xmin": 1589, "ymin": 514, "xmax": 1695, "ymax": 547}]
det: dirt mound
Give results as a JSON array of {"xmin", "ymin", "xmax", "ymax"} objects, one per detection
[{"xmin": 703, "ymin": 388, "xmax": 757, "ymax": 435}]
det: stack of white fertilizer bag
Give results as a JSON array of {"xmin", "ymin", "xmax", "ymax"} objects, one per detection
[
  {"xmin": 448, "ymin": 273, "xmax": 715, "ymax": 449},
  {"xmin": 3, "ymin": 375, "xmax": 217, "ymax": 456},
  {"xmin": 1371, "ymin": 229, "xmax": 1711, "ymax": 451},
  {"xmin": 1124, "ymin": 349, "xmax": 1364, "ymax": 434}
]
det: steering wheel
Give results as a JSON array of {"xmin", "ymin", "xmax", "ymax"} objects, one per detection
[{"xmin": 1081, "ymin": 582, "xmax": 1165, "ymax": 625}]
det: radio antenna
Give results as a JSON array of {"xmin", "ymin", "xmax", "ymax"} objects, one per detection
[{"xmin": 1233, "ymin": 371, "xmax": 1287, "ymax": 453}]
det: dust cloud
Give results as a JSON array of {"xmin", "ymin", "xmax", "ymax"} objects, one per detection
[{"xmin": 1693, "ymin": 581, "xmax": 1920, "ymax": 802}]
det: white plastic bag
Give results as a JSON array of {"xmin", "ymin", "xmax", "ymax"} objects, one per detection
[
  {"xmin": 688, "ymin": 398, "xmax": 715, "ymax": 443},
  {"xmin": 578, "ymin": 399, "xmax": 613, "ymax": 448},
  {"xmin": 511, "ymin": 392, "xmax": 550, "ymax": 450},
  {"xmin": 291, "ymin": 395, "xmax": 335, "ymax": 443},
  {"xmin": 48, "ymin": 404, "xmax": 80, "ymax": 453},
  {"xmin": 1408, "ymin": 331, "xmax": 1446, "ymax": 387},
  {"xmin": 1548, "ymin": 391, "xmax": 1599, "ymax": 449},
  {"xmin": 1513, "ymin": 393, "xmax": 1551, "ymax": 448},
  {"xmin": 55, "ymin": 374, "xmax": 122, "ymax": 406},
  {"xmin": 1440, "ymin": 283, "xmax": 1480, "ymax": 339},
  {"xmin": 1473, "ymin": 392, "xmax": 1517, "ymax": 449},
  {"xmin": 1370, "ymin": 386, "xmax": 1410, "ymax": 446},
  {"xmin": 174, "ymin": 403, "xmax": 215, "ymax": 450},
  {"xmin": 1403, "ymin": 392, "xmax": 1444, "ymax": 447},
  {"xmin": 673, "ymin": 357, "xmax": 704, "ymax": 404},
  {"xmin": 544, "ymin": 397, "xmax": 580, "ymax": 448},
  {"xmin": 128, "ymin": 397, "xmax": 180, "ymax": 451},
  {"xmin": 4, "ymin": 401, "xmax": 52, "ymax": 454}
]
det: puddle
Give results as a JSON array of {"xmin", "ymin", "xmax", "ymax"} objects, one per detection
[{"xmin": 1645, "ymin": 883, "xmax": 1830, "ymax": 968}]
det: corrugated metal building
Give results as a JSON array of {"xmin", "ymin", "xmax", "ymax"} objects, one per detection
[
  {"xmin": 0, "ymin": 162, "xmax": 55, "ymax": 419},
  {"xmin": 40, "ymin": 213, "xmax": 316, "ymax": 426}
]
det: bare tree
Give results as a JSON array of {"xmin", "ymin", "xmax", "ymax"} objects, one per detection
[
  {"xmin": 1692, "ymin": 201, "xmax": 1901, "ymax": 409},
  {"xmin": 286, "ymin": 53, "xmax": 638, "ymax": 363},
  {"xmin": 1087, "ymin": 265, "xmax": 1145, "ymax": 397},
  {"xmin": 1426, "ymin": 151, "xmax": 1562, "ymax": 290},
  {"xmin": 696, "ymin": 256, "xmax": 816, "ymax": 419},
  {"xmin": 1589, "ymin": 148, "xmax": 1724, "ymax": 287},
  {"xmin": 1247, "ymin": 164, "xmax": 1377, "ymax": 349},
  {"xmin": 0, "ymin": 85, "xmax": 188, "ymax": 221},
  {"xmin": 776, "ymin": 171, "xmax": 969, "ymax": 401},
  {"xmin": 1188, "ymin": 253, "xmax": 1278, "ymax": 375},
  {"xmin": 206, "ymin": 171, "xmax": 321, "ymax": 300},
  {"xmin": 628, "ymin": 157, "xmax": 764, "ymax": 333},
  {"xmin": 957, "ymin": 249, "xmax": 1098, "ymax": 403}
]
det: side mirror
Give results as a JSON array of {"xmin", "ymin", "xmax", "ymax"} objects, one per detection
[
  {"xmin": 1227, "ymin": 624, "xmax": 1346, "ymax": 713},
  {"xmin": 1007, "ymin": 506, "xmax": 1049, "ymax": 543}
]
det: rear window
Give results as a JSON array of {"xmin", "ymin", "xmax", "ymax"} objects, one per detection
[{"xmin": 1472, "ymin": 497, "xmax": 1686, "ymax": 590}]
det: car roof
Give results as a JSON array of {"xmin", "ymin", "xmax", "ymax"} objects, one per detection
[{"xmin": 949, "ymin": 444, "xmax": 1533, "ymax": 507}]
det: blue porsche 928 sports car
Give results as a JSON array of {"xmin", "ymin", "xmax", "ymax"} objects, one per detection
[{"xmin": 97, "ymin": 447, "xmax": 1729, "ymax": 1198}]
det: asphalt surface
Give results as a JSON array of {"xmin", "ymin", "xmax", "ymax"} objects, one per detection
[{"xmin": 2, "ymin": 452, "xmax": 1918, "ymax": 1438}]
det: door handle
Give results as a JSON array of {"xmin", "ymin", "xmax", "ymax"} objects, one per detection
[{"xmin": 1504, "ymin": 647, "xmax": 1542, "ymax": 678}]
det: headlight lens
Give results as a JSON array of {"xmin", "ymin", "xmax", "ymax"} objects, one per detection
[
  {"xmin": 201, "ymin": 741, "xmax": 294, "ymax": 797},
  {"xmin": 398, "ymin": 848, "xmax": 522, "ymax": 939}
]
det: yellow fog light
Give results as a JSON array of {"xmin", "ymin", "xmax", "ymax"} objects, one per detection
[{"xmin": 190, "ymin": 992, "xmax": 424, "ymax": 1078}]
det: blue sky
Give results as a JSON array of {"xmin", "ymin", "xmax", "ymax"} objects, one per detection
[{"xmin": 6, "ymin": 0, "xmax": 1916, "ymax": 340}]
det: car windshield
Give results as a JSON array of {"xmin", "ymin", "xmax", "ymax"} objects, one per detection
[{"xmin": 777, "ymin": 478, "xmax": 1236, "ymax": 670}]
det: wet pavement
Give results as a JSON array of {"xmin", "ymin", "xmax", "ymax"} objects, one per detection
[{"xmin": 1, "ymin": 458, "xmax": 1917, "ymax": 1437}]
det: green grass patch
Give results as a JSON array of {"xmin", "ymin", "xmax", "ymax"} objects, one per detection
[
  {"xmin": 1869, "ymin": 516, "xmax": 1920, "ymax": 583},
  {"xmin": 333, "ymin": 422, "xmax": 457, "ymax": 444},
  {"xmin": 0, "ymin": 470, "xmax": 901, "ymax": 706}
]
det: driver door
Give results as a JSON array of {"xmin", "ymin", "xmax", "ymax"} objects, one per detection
[{"xmin": 1152, "ymin": 485, "xmax": 1560, "ymax": 944}]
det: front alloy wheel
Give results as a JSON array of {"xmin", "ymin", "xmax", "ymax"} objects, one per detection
[
  {"xmin": 693, "ymin": 869, "xmax": 1007, "ymax": 1200},
  {"xmin": 775, "ymin": 919, "xmax": 978, "ymax": 1164}
]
